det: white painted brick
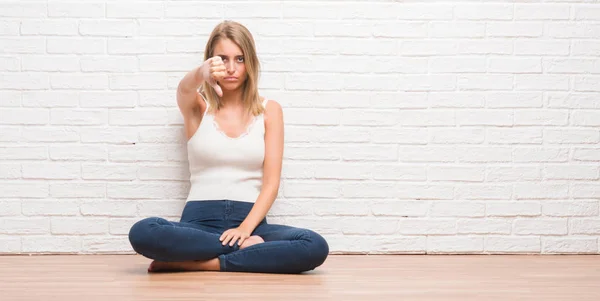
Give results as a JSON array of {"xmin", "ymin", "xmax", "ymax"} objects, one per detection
[
  {"xmin": 547, "ymin": 93, "xmax": 599, "ymax": 109},
  {"xmin": 487, "ymin": 92, "xmax": 543, "ymax": 108},
  {"xmin": 372, "ymin": 200, "xmax": 429, "ymax": 217},
  {"xmin": 427, "ymin": 236, "xmax": 484, "ymax": 253},
  {"xmin": 399, "ymin": 75, "xmax": 456, "ymax": 92},
  {"xmin": 108, "ymin": 145, "xmax": 185, "ymax": 162},
  {"xmin": 572, "ymin": 183, "xmax": 600, "ymax": 199},
  {"xmin": 0, "ymin": 218, "xmax": 49, "ymax": 234},
  {"xmin": 109, "ymin": 73, "xmax": 167, "ymax": 90},
  {"xmin": 514, "ymin": 4, "xmax": 570, "ymax": 20},
  {"xmin": 0, "ymin": 127, "xmax": 21, "ymax": 142},
  {"xmin": 20, "ymin": 20, "xmax": 78, "ymax": 36},
  {"xmin": 48, "ymin": 2, "xmax": 104, "ymax": 17},
  {"xmin": 340, "ymin": 144, "xmax": 398, "ymax": 161},
  {"xmin": 398, "ymin": 218, "xmax": 456, "ymax": 237},
  {"xmin": 0, "ymin": 182, "xmax": 48, "ymax": 198},
  {"xmin": 514, "ymin": 110, "xmax": 568, "ymax": 126},
  {"xmin": 79, "ymin": 127, "xmax": 138, "ymax": 144},
  {"xmin": 82, "ymin": 163, "xmax": 137, "ymax": 180},
  {"xmin": 0, "ymin": 56, "xmax": 19, "ymax": 71},
  {"xmin": 546, "ymin": 23, "xmax": 600, "ymax": 39},
  {"xmin": 454, "ymin": 4, "xmax": 513, "ymax": 20},
  {"xmin": 430, "ymin": 22, "xmax": 485, "ymax": 38},
  {"xmin": 429, "ymin": 92, "xmax": 483, "ymax": 108},
  {"xmin": 429, "ymin": 57, "xmax": 486, "ymax": 73},
  {"xmin": 341, "ymin": 218, "xmax": 398, "ymax": 235},
  {"xmin": 458, "ymin": 74, "xmax": 513, "ymax": 91},
  {"xmin": 486, "ymin": 201, "xmax": 541, "ymax": 217},
  {"xmin": 572, "ymin": 111, "xmax": 600, "ymax": 127},
  {"xmin": 22, "ymin": 91, "xmax": 78, "ymax": 107},
  {"xmin": 109, "ymin": 109, "xmax": 169, "ymax": 126},
  {"xmin": 515, "ymin": 40, "xmax": 570, "ymax": 56},
  {"xmin": 51, "ymin": 109, "xmax": 107, "ymax": 125},
  {"xmin": 544, "ymin": 59, "xmax": 600, "ymax": 74},
  {"xmin": 0, "ymin": 163, "xmax": 20, "ymax": 179},
  {"xmin": 343, "ymin": 75, "xmax": 399, "ymax": 91},
  {"xmin": 574, "ymin": 76, "xmax": 600, "ymax": 92},
  {"xmin": 573, "ymin": 4, "xmax": 600, "ymax": 20},
  {"xmin": 544, "ymin": 201, "xmax": 599, "ymax": 217},
  {"xmin": 0, "ymin": 20, "xmax": 19, "ymax": 35},
  {"xmin": 372, "ymin": 128, "xmax": 428, "ymax": 144},
  {"xmin": 313, "ymin": 163, "xmax": 371, "ymax": 180},
  {"xmin": 0, "ymin": 108, "xmax": 48, "ymax": 125},
  {"xmin": 22, "ymin": 236, "xmax": 81, "ymax": 253},
  {"xmin": 0, "ymin": 72, "xmax": 49, "ymax": 89},
  {"xmin": 0, "ymin": 146, "xmax": 47, "ymax": 160},
  {"xmin": 282, "ymin": 3, "xmax": 341, "ymax": 19},
  {"xmin": 281, "ymin": 162, "xmax": 314, "ymax": 179},
  {"xmin": 81, "ymin": 201, "xmax": 137, "ymax": 217},
  {"xmin": 544, "ymin": 129, "xmax": 599, "ymax": 144},
  {"xmin": 107, "ymin": 2, "xmax": 165, "ymax": 18},
  {"xmin": 430, "ymin": 128, "xmax": 485, "ymax": 145},
  {"xmin": 430, "ymin": 201, "xmax": 486, "ymax": 217},
  {"xmin": 52, "ymin": 218, "xmax": 108, "ymax": 235},
  {"xmin": 139, "ymin": 55, "xmax": 199, "ymax": 72},
  {"xmin": 341, "ymin": 110, "xmax": 398, "ymax": 126},
  {"xmin": 82, "ymin": 237, "xmax": 132, "ymax": 253},
  {"xmin": 50, "ymin": 183, "xmax": 106, "ymax": 198},
  {"xmin": 314, "ymin": 21, "xmax": 372, "ymax": 38},
  {"xmin": 268, "ymin": 200, "xmax": 313, "ymax": 217},
  {"xmin": 457, "ymin": 147, "xmax": 513, "ymax": 163},
  {"xmin": 429, "ymin": 165, "xmax": 484, "ymax": 182},
  {"xmin": 459, "ymin": 39, "xmax": 513, "ymax": 55},
  {"xmin": 0, "ymin": 200, "xmax": 21, "ymax": 216},
  {"xmin": 51, "ymin": 74, "xmax": 109, "ymax": 90},
  {"xmin": 47, "ymin": 38, "xmax": 105, "ymax": 54},
  {"xmin": 325, "ymin": 235, "xmax": 371, "ymax": 254},
  {"xmin": 458, "ymin": 219, "xmax": 512, "ymax": 234},
  {"xmin": 544, "ymin": 165, "xmax": 599, "ymax": 180},
  {"xmin": 312, "ymin": 200, "xmax": 370, "ymax": 216},
  {"xmin": 285, "ymin": 144, "xmax": 339, "ymax": 160},
  {"xmin": 0, "ymin": 37, "xmax": 45, "ymax": 54},
  {"xmin": 514, "ymin": 219, "xmax": 567, "ymax": 235},
  {"xmin": 138, "ymin": 165, "xmax": 189, "ymax": 181},
  {"xmin": 286, "ymin": 126, "xmax": 368, "ymax": 143},
  {"xmin": 224, "ymin": 2, "xmax": 280, "ymax": 19},
  {"xmin": 573, "ymin": 148, "xmax": 600, "ymax": 162},
  {"xmin": 572, "ymin": 41, "xmax": 600, "ymax": 56},
  {"xmin": 513, "ymin": 147, "xmax": 569, "ymax": 163},
  {"xmin": 485, "ymin": 236, "xmax": 541, "ymax": 253},
  {"xmin": 22, "ymin": 200, "xmax": 80, "ymax": 216},
  {"xmin": 487, "ymin": 22, "xmax": 544, "ymax": 37},
  {"xmin": 108, "ymin": 38, "xmax": 166, "ymax": 54},
  {"xmin": 284, "ymin": 108, "xmax": 340, "ymax": 125},
  {"xmin": 284, "ymin": 181, "xmax": 340, "ymax": 198},
  {"xmin": 488, "ymin": 128, "xmax": 543, "ymax": 144},
  {"xmin": 139, "ymin": 20, "xmax": 219, "ymax": 37},
  {"xmin": 109, "ymin": 218, "xmax": 139, "ymax": 235},
  {"xmin": 137, "ymin": 201, "xmax": 184, "ymax": 217},
  {"xmin": 488, "ymin": 58, "xmax": 542, "ymax": 73},
  {"xmin": 0, "ymin": 237, "xmax": 21, "ymax": 253},
  {"xmin": 138, "ymin": 127, "xmax": 184, "ymax": 144},
  {"xmin": 21, "ymin": 55, "xmax": 79, "ymax": 71},
  {"xmin": 107, "ymin": 182, "xmax": 188, "ymax": 199},
  {"xmin": 542, "ymin": 237, "xmax": 598, "ymax": 254},
  {"xmin": 22, "ymin": 162, "xmax": 80, "ymax": 180},
  {"xmin": 80, "ymin": 91, "xmax": 136, "ymax": 108},
  {"xmin": 369, "ymin": 236, "xmax": 427, "ymax": 254},
  {"xmin": 0, "ymin": 2, "xmax": 47, "ymax": 17},
  {"xmin": 0, "ymin": 91, "xmax": 20, "ymax": 107},
  {"xmin": 571, "ymin": 218, "xmax": 600, "ymax": 235},
  {"xmin": 373, "ymin": 165, "xmax": 427, "ymax": 181},
  {"xmin": 50, "ymin": 145, "xmax": 106, "ymax": 161},
  {"xmin": 399, "ymin": 110, "xmax": 455, "ymax": 126},
  {"xmin": 80, "ymin": 56, "xmax": 138, "ymax": 72},
  {"xmin": 515, "ymin": 183, "xmax": 569, "ymax": 200},
  {"xmin": 398, "ymin": 146, "xmax": 456, "ymax": 162},
  {"xmin": 402, "ymin": 40, "xmax": 458, "ymax": 56},
  {"xmin": 486, "ymin": 166, "xmax": 541, "ymax": 182},
  {"xmin": 138, "ymin": 91, "xmax": 173, "ymax": 107}
]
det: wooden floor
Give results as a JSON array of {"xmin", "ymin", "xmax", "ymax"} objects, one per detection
[{"xmin": 0, "ymin": 255, "xmax": 599, "ymax": 300}]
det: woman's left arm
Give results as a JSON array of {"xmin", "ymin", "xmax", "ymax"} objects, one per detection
[
  {"xmin": 240, "ymin": 100, "xmax": 284, "ymax": 232},
  {"xmin": 220, "ymin": 100, "xmax": 284, "ymax": 247}
]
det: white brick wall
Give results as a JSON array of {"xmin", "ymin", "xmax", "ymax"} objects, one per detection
[{"xmin": 0, "ymin": 0, "xmax": 599, "ymax": 255}]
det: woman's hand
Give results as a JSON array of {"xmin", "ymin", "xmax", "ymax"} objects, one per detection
[
  {"xmin": 200, "ymin": 56, "xmax": 226, "ymax": 97},
  {"xmin": 220, "ymin": 227, "xmax": 251, "ymax": 247}
]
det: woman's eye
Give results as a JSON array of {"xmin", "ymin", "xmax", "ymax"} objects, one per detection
[{"xmin": 237, "ymin": 57, "xmax": 244, "ymax": 62}]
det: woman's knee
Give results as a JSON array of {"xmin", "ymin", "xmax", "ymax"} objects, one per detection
[
  {"xmin": 128, "ymin": 217, "xmax": 159, "ymax": 253},
  {"xmin": 305, "ymin": 230, "xmax": 329, "ymax": 268}
]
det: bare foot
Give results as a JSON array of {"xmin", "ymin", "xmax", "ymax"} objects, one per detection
[
  {"xmin": 240, "ymin": 235, "xmax": 264, "ymax": 249},
  {"xmin": 148, "ymin": 258, "xmax": 220, "ymax": 273}
]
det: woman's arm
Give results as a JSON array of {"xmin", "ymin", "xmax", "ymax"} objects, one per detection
[{"xmin": 239, "ymin": 99, "xmax": 285, "ymax": 233}]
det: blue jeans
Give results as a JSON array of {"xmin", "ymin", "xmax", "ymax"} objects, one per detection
[{"xmin": 128, "ymin": 200, "xmax": 329, "ymax": 274}]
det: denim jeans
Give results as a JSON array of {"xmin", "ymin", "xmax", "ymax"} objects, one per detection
[{"xmin": 128, "ymin": 200, "xmax": 329, "ymax": 274}]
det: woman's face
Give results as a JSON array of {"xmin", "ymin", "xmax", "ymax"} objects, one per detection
[{"xmin": 213, "ymin": 38, "xmax": 247, "ymax": 92}]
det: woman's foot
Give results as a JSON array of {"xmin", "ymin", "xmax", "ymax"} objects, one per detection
[
  {"xmin": 148, "ymin": 258, "xmax": 220, "ymax": 273},
  {"xmin": 240, "ymin": 235, "xmax": 264, "ymax": 249}
]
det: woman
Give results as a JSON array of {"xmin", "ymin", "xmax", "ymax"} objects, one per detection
[{"xmin": 128, "ymin": 21, "xmax": 329, "ymax": 274}]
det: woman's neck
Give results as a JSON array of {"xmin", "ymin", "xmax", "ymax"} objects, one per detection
[{"xmin": 219, "ymin": 88, "xmax": 243, "ymax": 109}]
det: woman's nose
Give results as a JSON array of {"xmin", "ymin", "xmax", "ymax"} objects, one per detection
[{"xmin": 226, "ymin": 60, "xmax": 235, "ymax": 73}]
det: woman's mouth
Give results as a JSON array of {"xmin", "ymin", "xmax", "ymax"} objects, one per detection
[{"xmin": 223, "ymin": 77, "xmax": 238, "ymax": 81}]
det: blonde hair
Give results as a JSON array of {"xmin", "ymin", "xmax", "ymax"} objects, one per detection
[{"xmin": 202, "ymin": 20, "xmax": 263, "ymax": 116}]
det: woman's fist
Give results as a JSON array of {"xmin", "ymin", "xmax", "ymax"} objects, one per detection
[{"xmin": 201, "ymin": 56, "xmax": 226, "ymax": 97}]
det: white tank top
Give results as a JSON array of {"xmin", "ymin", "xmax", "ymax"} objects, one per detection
[{"xmin": 185, "ymin": 96, "xmax": 268, "ymax": 203}]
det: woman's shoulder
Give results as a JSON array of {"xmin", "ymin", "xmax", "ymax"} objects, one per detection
[{"xmin": 262, "ymin": 97, "xmax": 282, "ymax": 123}]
